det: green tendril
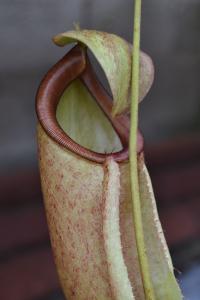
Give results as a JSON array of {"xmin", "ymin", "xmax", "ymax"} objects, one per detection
[{"xmin": 130, "ymin": 1, "xmax": 155, "ymax": 299}]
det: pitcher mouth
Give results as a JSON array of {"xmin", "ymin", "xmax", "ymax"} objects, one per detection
[{"xmin": 36, "ymin": 45, "xmax": 143, "ymax": 164}]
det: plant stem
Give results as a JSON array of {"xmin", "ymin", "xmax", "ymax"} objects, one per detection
[{"xmin": 130, "ymin": 1, "xmax": 155, "ymax": 299}]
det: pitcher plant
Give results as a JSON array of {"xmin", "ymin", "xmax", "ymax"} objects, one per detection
[{"xmin": 36, "ymin": 1, "xmax": 183, "ymax": 299}]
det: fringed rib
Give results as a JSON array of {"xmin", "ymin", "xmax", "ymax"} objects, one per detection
[
  {"xmin": 138, "ymin": 156, "xmax": 183, "ymax": 299},
  {"xmin": 103, "ymin": 157, "xmax": 135, "ymax": 300}
]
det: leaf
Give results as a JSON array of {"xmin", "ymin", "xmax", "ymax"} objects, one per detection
[
  {"xmin": 53, "ymin": 29, "xmax": 154, "ymax": 115},
  {"xmin": 139, "ymin": 52, "xmax": 154, "ymax": 104}
]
